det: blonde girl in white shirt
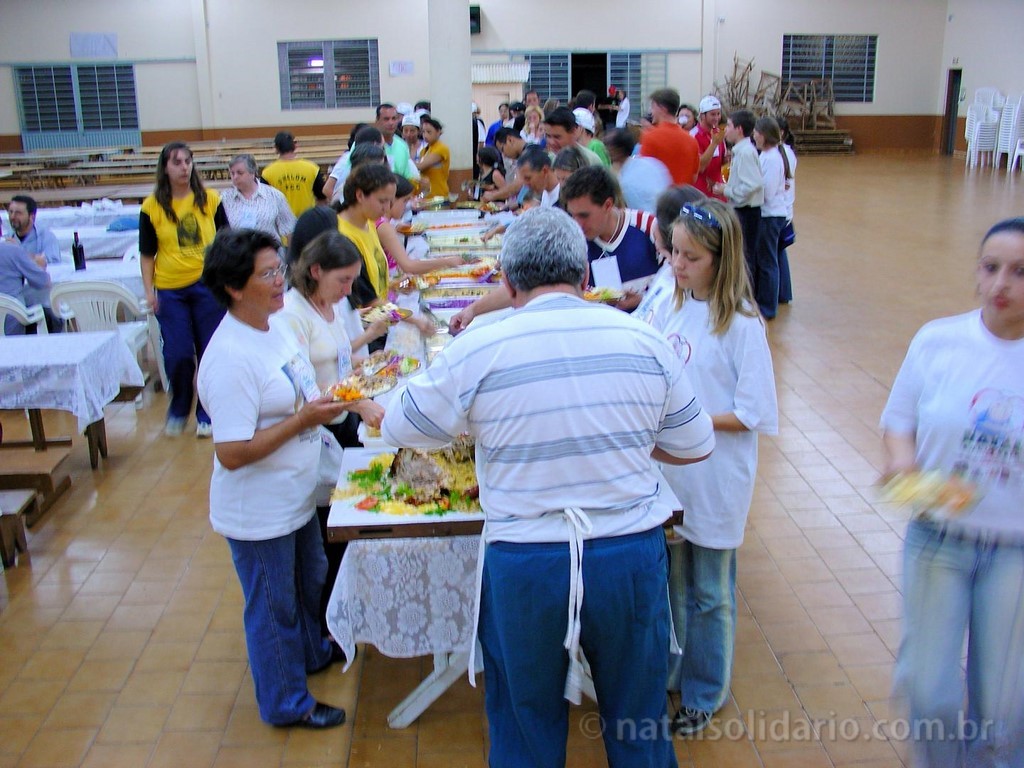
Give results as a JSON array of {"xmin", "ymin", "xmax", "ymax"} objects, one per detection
[{"xmin": 649, "ymin": 198, "xmax": 778, "ymax": 735}]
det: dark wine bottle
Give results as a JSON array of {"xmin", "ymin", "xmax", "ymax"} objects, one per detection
[{"xmin": 72, "ymin": 231, "xmax": 86, "ymax": 270}]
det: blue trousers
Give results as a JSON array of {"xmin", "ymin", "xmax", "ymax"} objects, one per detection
[
  {"xmin": 897, "ymin": 519, "xmax": 1024, "ymax": 768},
  {"xmin": 754, "ymin": 216, "xmax": 785, "ymax": 319},
  {"xmin": 479, "ymin": 526, "xmax": 677, "ymax": 768},
  {"xmin": 666, "ymin": 541, "xmax": 736, "ymax": 714},
  {"xmin": 155, "ymin": 280, "xmax": 224, "ymax": 423},
  {"xmin": 227, "ymin": 514, "xmax": 332, "ymax": 725},
  {"xmin": 778, "ymin": 246, "xmax": 792, "ymax": 304}
]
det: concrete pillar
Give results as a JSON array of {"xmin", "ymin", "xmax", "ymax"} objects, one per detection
[{"xmin": 427, "ymin": 0, "xmax": 473, "ymax": 195}]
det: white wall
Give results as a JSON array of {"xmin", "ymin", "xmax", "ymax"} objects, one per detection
[
  {"xmin": 708, "ymin": 0, "xmax": 948, "ymax": 115},
  {"xmin": 942, "ymin": 0, "xmax": 1024, "ymax": 115},
  {"xmin": 203, "ymin": 0, "xmax": 434, "ymax": 130}
]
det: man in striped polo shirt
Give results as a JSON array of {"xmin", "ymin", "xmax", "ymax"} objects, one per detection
[{"xmin": 382, "ymin": 208, "xmax": 714, "ymax": 768}]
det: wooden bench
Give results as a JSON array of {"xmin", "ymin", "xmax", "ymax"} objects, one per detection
[{"xmin": 0, "ymin": 489, "xmax": 35, "ymax": 567}]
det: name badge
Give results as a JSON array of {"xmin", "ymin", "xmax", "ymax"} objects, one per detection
[
  {"xmin": 282, "ymin": 353, "xmax": 321, "ymax": 403},
  {"xmin": 591, "ymin": 254, "xmax": 622, "ymax": 290}
]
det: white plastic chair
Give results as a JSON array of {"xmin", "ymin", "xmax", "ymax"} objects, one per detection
[
  {"xmin": 966, "ymin": 104, "xmax": 999, "ymax": 169},
  {"xmin": 974, "ymin": 87, "xmax": 1002, "ymax": 109},
  {"xmin": 1011, "ymin": 138, "xmax": 1024, "ymax": 174},
  {"xmin": 0, "ymin": 295, "xmax": 48, "ymax": 335},
  {"xmin": 48, "ymin": 280, "xmax": 164, "ymax": 392},
  {"xmin": 996, "ymin": 97, "xmax": 1024, "ymax": 171}
]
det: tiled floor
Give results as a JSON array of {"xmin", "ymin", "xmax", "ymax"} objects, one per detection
[{"xmin": 1, "ymin": 154, "xmax": 1020, "ymax": 767}]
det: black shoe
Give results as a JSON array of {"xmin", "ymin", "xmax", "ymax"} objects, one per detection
[{"xmin": 294, "ymin": 702, "xmax": 346, "ymax": 729}]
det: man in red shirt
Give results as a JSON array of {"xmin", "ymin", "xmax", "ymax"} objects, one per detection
[
  {"xmin": 693, "ymin": 95, "xmax": 727, "ymax": 200},
  {"xmin": 640, "ymin": 88, "xmax": 699, "ymax": 185}
]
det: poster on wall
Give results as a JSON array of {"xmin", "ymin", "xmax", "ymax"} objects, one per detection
[{"xmin": 70, "ymin": 33, "xmax": 118, "ymax": 58}]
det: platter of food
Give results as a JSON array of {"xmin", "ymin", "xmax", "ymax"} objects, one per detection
[
  {"xmin": 327, "ymin": 445, "xmax": 486, "ymax": 540},
  {"xmin": 361, "ymin": 303, "xmax": 412, "ymax": 326},
  {"xmin": 879, "ymin": 470, "xmax": 977, "ymax": 520},
  {"xmin": 584, "ymin": 287, "xmax": 625, "ymax": 304},
  {"xmin": 327, "ymin": 371, "xmax": 399, "ymax": 401}
]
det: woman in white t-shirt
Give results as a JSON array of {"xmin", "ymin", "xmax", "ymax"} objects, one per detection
[
  {"xmin": 278, "ymin": 230, "xmax": 385, "ymax": 448},
  {"xmin": 649, "ymin": 199, "xmax": 778, "ymax": 736},
  {"xmin": 197, "ymin": 229, "xmax": 359, "ymax": 730},
  {"xmin": 880, "ymin": 218, "xmax": 1024, "ymax": 767}
]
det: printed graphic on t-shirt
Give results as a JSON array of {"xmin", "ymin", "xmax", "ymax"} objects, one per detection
[
  {"xmin": 666, "ymin": 333, "xmax": 693, "ymax": 365},
  {"xmin": 953, "ymin": 388, "xmax": 1024, "ymax": 487},
  {"xmin": 176, "ymin": 213, "xmax": 203, "ymax": 257}
]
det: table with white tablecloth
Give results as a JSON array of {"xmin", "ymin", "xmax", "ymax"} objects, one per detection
[
  {"xmin": 49, "ymin": 259, "xmax": 145, "ymax": 300},
  {"xmin": 0, "ymin": 331, "xmax": 145, "ymax": 510},
  {"xmin": 1, "ymin": 201, "xmax": 141, "ymax": 232}
]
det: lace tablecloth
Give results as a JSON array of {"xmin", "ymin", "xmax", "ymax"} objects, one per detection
[
  {"xmin": 0, "ymin": 331, "xmax": 145, "ymax": 431},
  {"xmin": 326, "ymin": 536, "xmax": 480, "ymax": 663}
]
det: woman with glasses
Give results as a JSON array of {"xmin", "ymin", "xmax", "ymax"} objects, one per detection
[
  {"xmin": 140, "ymin": 141, "xmax": 228, "ymax": 437},
  {"xmin": 648, "ymin": 199, "xmax": 778, "ymax": 736},
  {"xmin": 881, "ymin": 218, "xmax": 1024, "ymax": 767},
  {"xmin": 198, "ymin": 229, "xmax": 358, "ymax": 731}
]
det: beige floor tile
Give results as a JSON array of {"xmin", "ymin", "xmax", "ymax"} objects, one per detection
[
  {"xmin": 42, "ymin": 691, "xmax": 117, "ymax": 729},
  {"xmin": 18, "ymin": 726, "xmax": 97, "ymax": 768},
  {"xmin": 96, "ymin": 704, "xmax": 171, "ymax": 744},
  {"xmin": 79, "ymin": 744, "xmax": 155, "ymax": 768},
  {"xmin": 115, "ymin": 670, "xmax": 187, "ymax": 707},
  {"xmin": 164, "ymin": 692, "xmax": 236, "ymax": 731},
  {"xmin": 148, "ymin": 731, "xmax": 221, "ymax": 768}
]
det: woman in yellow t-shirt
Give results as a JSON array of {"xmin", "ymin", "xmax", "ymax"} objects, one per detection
[
  {"xmin": 139, "ymin": 141, "xmax": 228, "ymax": 437},
  {"xmin": 416, "ymin": 117, "xmax": 451, "ymax": 199},
  {"xmin": 336, "ymin": 163, "xmax": 396, "ymax": 306}
]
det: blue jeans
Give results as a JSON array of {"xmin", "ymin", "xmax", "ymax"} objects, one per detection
[
  {"xmin": 754, "ymin": 216, "xmax": 785, "ymax": 319},
  {"xmin": 479, "ymin": 526, "xmax": 677, "ymax": 768},
  {"xmin": 897, "ymin": 519, "xmax": 1024, "ymax": 768},
  {"xmin": 227, "ymin": 514, "xmax": 332, "ymax": 725},
  {"xmin": 778, "ymin": 246, "xmax": 792, "ymax": 303},
  {"xmin": 155, "ymin": 281, "xmax": 224, "ymax": 423},
  {"xmin": 666, "ymin": 540, "xmax": 736, "ymax": 714}
]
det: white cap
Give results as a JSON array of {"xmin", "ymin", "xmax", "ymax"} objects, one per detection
[
  {"xmin": 572, "ymin": 107, "xmax": 596, "ymax": 134},
  {"xmin": 699, "ymin": 95, "xmax": 722, "ymax": 114},
  {"xmin": 472, "ymin": 101, "xmax": 480, "ymax": 113},
  {"xmin": 396, "ymin": 102, "xmax": 413, "ymax": 116},
  {"xmin": 401, "ymin": 114, "xmax": 420, "ymax": 128}
]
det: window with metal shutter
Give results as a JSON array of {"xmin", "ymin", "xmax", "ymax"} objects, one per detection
[
  {"xmin": 782, "ymin": 34, "xmax": 877, "ymax": 103},
  {"xmin": 278, "ymin": 39, "xmax": 381, "ymax": 110},
  {"xmin": 521, "ymin": 53, "xmax": 571, "ymax": 105}
]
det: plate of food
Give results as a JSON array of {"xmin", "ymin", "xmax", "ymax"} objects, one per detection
[
  {"xmin": 389, "ymin": 274, "xmax": 439, "ymax": 293},
  {"xmin": 395, "ymin": 221, "xmax": 429, "ymax": 235},
  {"xmin": 327, "ymin": 371, "xmax": 399, "ymax": 402},
  {"xmin": 584, "ymin": 287, "xmax": 625, "ymax": 304},
  {"xmin": 361, "ymin": 303, "xmax": 412, "ymax": 326},
  {"xmin": 879, "ymin": 470, "xmax": 977, "ymax": 520},
  {"xmin": 362, "ymin": 349, "xmax": 421, "ymax": 377}
]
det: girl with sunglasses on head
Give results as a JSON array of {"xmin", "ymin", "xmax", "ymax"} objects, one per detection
[{"xmin": 647, "ymin": 198, "xmax": 778, "ymax": 736}]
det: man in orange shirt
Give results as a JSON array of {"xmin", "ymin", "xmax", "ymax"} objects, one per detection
[{"xmin": 640, "ymin": 88, "xmax": 699, "ymax": 185}]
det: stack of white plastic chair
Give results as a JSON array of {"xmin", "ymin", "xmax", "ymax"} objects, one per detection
[
  {"xmin": 974, "ymin": 87, "xmax": 1002, "ymax": 110},
  {"xmin": 996, "ymin": 94, "xmax": 1023, "ymax": 171},
  {"xmin": 966, "ymin": 103, "xmax": 999, "ymax": 169}
]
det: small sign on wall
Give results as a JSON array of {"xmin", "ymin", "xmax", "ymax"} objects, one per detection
[
  {"xmin": 70, "ymin": 33, "xmax": 118, "ymax": 58},
  {"xmin": 389, "ymin": 60, "xmax": 415, "ymax": 77}
]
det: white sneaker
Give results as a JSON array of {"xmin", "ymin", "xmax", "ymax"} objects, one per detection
[
  {"xmin": 195, "ymin": 422, "xmax": 213, "ymax": 439},
  {"xmin": 164, "ymin": 417, "xmax": 186, "ymax": 436}
]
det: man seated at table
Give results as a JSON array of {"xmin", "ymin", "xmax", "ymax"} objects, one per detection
[
  {"xmin": 382, "ymin": 207, "xmax": 714, "ymax": 768},
  {"xmin": 5, "ymin": 195, "xmax": 61, "ymax": 266},
  {"xmin": 0, "ymin": 238, "xmax": 51, "ymax": 334},
  {"xmin": 4, "ymin": 196, "xmax": 61, "ymax": 331}
]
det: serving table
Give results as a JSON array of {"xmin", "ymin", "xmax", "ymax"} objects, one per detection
[{"xmin": 0, "ymin": 331, "xmax": 144, "ymax": 515}]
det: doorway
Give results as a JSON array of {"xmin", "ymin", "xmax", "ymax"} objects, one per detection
[
  {"xmin": 941, "ymin": 68, "xmax": 962, "ymax": 155},
  {"xmin": 571, "ymin": 53, "xmax": 607, "ymax": 105}
]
